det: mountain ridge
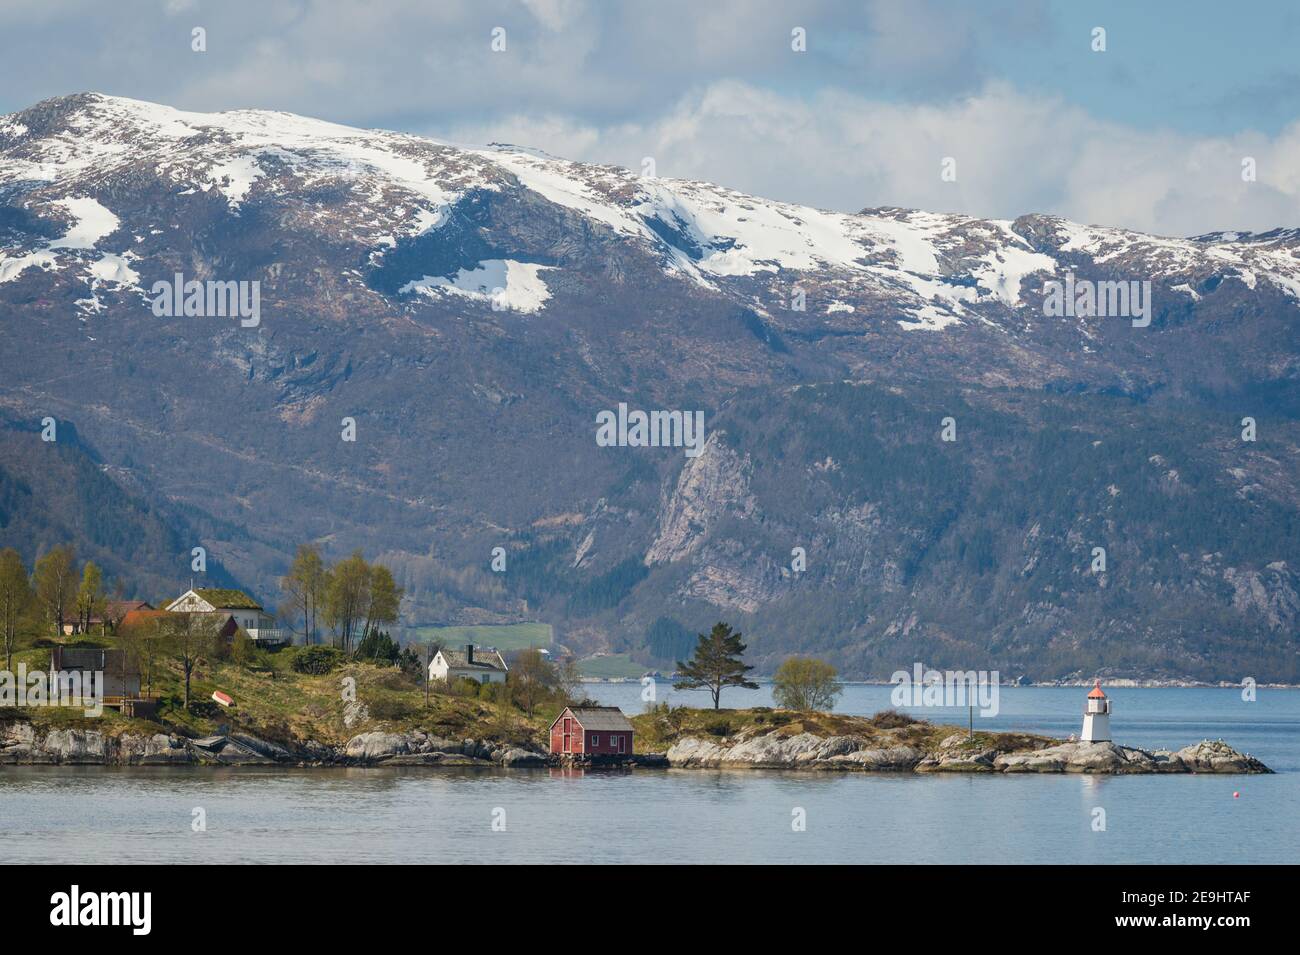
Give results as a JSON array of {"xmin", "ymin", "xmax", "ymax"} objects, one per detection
[{"xmin": 2, "ymin": 92, "xmax": 1297, "ymax": 680}]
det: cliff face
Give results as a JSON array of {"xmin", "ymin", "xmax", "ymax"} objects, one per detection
[{"xmin": 3, "ymin": 93, "xmax": 1299, "ymax": 679}]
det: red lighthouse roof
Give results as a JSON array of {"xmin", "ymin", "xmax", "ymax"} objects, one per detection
[{"xmin": 1087, "ymin": 680, "xmax": 1106, "ymax": 699}]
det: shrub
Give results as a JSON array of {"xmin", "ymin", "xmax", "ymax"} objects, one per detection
[
  {"xmin": 230, "ymin": 629, "xmax": 255, "ymax": 666},
  {"xmin": 772, "ymin": 657, "xmax": 843, "ymax": 711},
  {"xmin": 369, "ymin": 668, "xmax": 415, "ymax": 691},
  {"xmin": 871, "ymin": 708, "xmax": 919, "ymax": 729},
  {"xmin": 703, "ymin": 715, "xmax": 732, "ymax": 737},
  {"xmin": 292, "ymin": 645, "xmax": 345, "ymax": 675},
  {"xmin": 369, "ymin": 697, "xmax": 416, "ymax": 721}
]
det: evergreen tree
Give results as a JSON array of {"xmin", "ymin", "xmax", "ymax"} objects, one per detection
[{"xmin": 674, "ymin": 622, "xmax": 758, "ymax": 709}]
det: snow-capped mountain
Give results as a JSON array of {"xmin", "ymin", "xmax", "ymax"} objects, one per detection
[
  {"xmin": 2, "ymin": 93, "xmax": 1298, "ymax": 680},
  {"xmin": 4, "ymin": 93, "xmax": 1299, "ymax": 329}
]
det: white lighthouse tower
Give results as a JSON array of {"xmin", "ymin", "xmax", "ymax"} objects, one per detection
[{"xmin": 1081, "ymin": 680, "xmax": 1111, "ymax": 742}]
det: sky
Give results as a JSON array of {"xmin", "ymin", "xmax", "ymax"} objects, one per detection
[{"xmin": 2, "ymin": 0, "xmax": 1298, "ymax": 236}]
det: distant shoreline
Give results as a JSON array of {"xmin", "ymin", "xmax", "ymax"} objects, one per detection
[{"xmin": 582, "ymin": 678, "xmax": 1300, "ymax": 689}]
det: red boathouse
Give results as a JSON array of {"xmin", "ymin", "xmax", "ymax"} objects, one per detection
[{"xmin": 549, "ymin": 706, "xmax": 634, "ymax": 756}]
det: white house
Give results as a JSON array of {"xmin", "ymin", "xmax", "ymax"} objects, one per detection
[
  {"xmin": 429, "ymin": 644, "xmax": 508, "ymax": 685},
  {"xmin": 166, "ymin": 588, "xmax": 284, "ymax": 643},
  {"xmin": 1081, "ymin": 680, "xmax": 1111, "ymax": 742}
]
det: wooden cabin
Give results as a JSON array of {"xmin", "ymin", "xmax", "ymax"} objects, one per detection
[{"xmin": 549, "ymin": 706, "xmax": 634, "ymax": 756}]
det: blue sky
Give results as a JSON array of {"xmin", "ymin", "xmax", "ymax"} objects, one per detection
[{"xmin": 2, "ymin": 0, "xmax": 1297, "ymax": 234}]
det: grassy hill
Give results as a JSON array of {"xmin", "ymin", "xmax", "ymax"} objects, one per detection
[{"xmin": 2, "ymin": 640, "xmax": 553, "ymax": 750}]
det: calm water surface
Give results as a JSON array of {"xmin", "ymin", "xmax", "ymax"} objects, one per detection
[{"xmin": 2, "ymin": 686, "xmax": 1296, "ymax": 864}]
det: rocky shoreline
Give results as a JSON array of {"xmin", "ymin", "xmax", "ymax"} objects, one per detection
[
  {"xmin": 0, "ymin": 722, "xmax": 1270, "ymax": 774},
  {"xmin": 665, "ymin": 731, "xmax": 1272, "ymax": 774},
  {"xmin": 0, "ymin": 723, "xmax": 665, "ymax": 769}
]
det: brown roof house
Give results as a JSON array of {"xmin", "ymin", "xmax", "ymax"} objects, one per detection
[
  {"xmin": 165, "ymin": 588, "xmax": 284, "ymax": 644},
  {"xmin": 428, "ymin": 644, "xmax": 509, "ymax": 685},
  {"xmin": 49, "ymin": 646, "xmax": 140, "ymax": 702},
  {"xmin": 549, "ymin": 706, "xmax": 634, "ymax": 756},
  {"xmin": 104, "ymin": 600, "xmax": 153, "ymax": 629}
]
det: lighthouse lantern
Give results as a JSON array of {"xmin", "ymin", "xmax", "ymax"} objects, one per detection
[{"xmin": 1080, "ymin": 680, "xmax": 1111, "ymax": 742}]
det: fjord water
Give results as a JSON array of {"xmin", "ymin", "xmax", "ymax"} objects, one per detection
[{"xmin": 2, "ymin": 686, "xmax": 1296, "ymax": 864}]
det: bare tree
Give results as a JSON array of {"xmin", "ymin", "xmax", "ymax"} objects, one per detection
[
  {"xmin": 163, "ymin": 613, "xmax": 224, "ymax": 709},
  {"xmin": 32, "ymin": 545, "xmax": 77, "ymax": 637}
]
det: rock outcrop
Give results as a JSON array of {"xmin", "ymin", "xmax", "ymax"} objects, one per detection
[
  {"xmin": 665, "ymin": 731, "xmax": 1272, "ymax": 774},
  {"xmin": 338, "ymin": 731, "xmax": 551, "ymax": 767},
  {"xmin": 1, "ymin": 723, "xmax": 197, "ymax": 765}
]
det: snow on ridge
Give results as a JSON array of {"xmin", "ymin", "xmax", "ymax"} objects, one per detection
[
  {"xmin": 25, "ymin": 93, "xmax": 489, "ymax": 232},
  {"xmin": 6, "ymin": 93, "xmax": 1299, "ymax": 315}
]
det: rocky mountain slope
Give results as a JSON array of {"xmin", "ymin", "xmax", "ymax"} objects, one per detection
[{"xmin": 1, "ymin": 93, "xmax": 1297, "ymax": 679}]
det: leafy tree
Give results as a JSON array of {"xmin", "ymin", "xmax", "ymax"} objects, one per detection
[
  {"xmin": 324, "ymin": 551, "xmax": 371, "ymax": 654},
  {"xmin": 322, "ymin": 552, "xmax": 403, "ymax": 655},
  {"xmin": 363, "ymin": 564, "xmax": 403, "ymax": 642},
  {"xmin": 772, "ymin": 656, "xmax": 843, "ymax": 711},
  {"xmin": 282, "ymin": 544, "xmax": 327, "ymax": 645},
  {"xmin": 0, "ymin": 548, "xmax": 31, "ymax": 671},
  {"xmin": 116, "ymin": 613, "xmax": 167, "ymax": 695},
  {"xmin": 74, "ymin": 560, "xmax": 104, "ymax": 635},
  {"xmin": 674, "ymin": 622, "xmax": 758, "ymax": 709},
  {"xmin": 509, "ymin": 648, "xmax": 557, "ymax": 716},
  {"xmin": 32, "ymin": 545, "xmax": 77, "ymax": 637}
]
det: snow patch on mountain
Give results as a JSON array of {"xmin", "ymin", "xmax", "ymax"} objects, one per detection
[
  {"xmin": 0, "ymin": 195, "xmax": 127, "ymax": 285},
  {"xmin": 88, "ymin": 252, "xmax": 140, "ymax": 286},
  {"xmin": 49, "ymin": 197, "xmax": 120, "ymax": 249},
  {"xmin": 399, "ymin": 259, "xmax": 554, "ymax": 314}
]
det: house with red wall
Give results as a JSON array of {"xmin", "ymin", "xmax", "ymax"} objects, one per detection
[{"xmin": 549, "ymin": 706, "xmax": 634, "ymax": 756}]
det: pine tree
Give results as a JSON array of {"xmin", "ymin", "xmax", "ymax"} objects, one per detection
[{"xmin": 673, "ymin": 621, "xmax": 759, "ymax": 709}]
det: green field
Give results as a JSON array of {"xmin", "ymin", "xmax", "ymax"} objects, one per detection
[
  {"xmin": 577, "ymin": 653, "xmax": 646, "ymax": 680},
  {"xmin": 410, "ymin": 622, "xmax": 553, "ymax": 652}
]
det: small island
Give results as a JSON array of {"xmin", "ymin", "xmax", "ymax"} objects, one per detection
[
  {"xmin": 0, "ymin": 685, "xmax": 1271, "ymax": 775},
  {"xmin": 0, "ymin": 569, "xmax": 1272, "ymax": 776}
]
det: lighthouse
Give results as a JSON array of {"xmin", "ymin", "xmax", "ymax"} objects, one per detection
[{"xmin": 1081, "ymin": 680, "xmax": 1111, "ymax": 742}]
